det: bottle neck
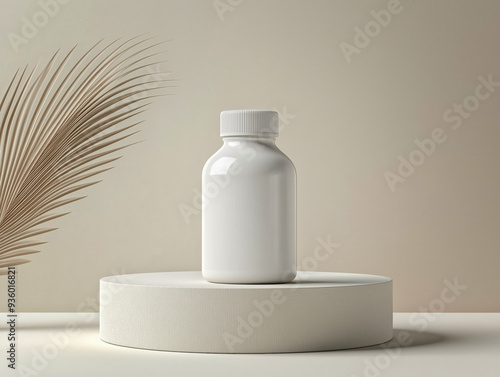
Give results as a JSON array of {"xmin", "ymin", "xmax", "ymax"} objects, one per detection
[{"xmin": 222, "ymin": 135, "xmax": 276, "ymax": 145}]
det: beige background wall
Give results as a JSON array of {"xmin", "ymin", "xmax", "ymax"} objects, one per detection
[{"xmin": 0, "ymin": 0, "xmax": 499, "ymax": 312}]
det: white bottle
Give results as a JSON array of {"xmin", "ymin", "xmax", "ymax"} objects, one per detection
[{"xmin": 202, "ymin": 110, "xmax": 296, "ymax": 284}]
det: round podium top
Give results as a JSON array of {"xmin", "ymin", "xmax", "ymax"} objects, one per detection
[{"xmin": 101, "ymin": 271, "xmax": 391, "ymax": 289}]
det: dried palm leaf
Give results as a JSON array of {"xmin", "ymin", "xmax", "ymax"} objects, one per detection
[{"xmin": 0, "ymin": 37, "xmax": 170, "ymax": 275}]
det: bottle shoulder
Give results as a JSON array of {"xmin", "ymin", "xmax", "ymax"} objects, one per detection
[{"xmin": 203, "ymin": 142, "xmax": 295, "ymax": 176}]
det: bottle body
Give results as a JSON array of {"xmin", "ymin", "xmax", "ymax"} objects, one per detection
[{"xmin": 202, "ymin": 136, "xmax": 296, "ymax": 284}]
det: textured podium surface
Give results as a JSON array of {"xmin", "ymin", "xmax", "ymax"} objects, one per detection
[{"xmin": 100, "ymin": 271, "xmax": 393, "ymax": 353}]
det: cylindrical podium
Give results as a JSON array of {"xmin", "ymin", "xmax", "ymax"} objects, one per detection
[{"xmin": 100, "ymin": 271, "xmax": 392, "ymax": 353}]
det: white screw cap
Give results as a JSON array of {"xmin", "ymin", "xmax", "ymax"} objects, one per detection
[{"xmin": 220, "ymin": 110, "xmax": 279, "ymax": 137}]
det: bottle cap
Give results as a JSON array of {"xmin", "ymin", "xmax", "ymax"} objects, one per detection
[{"xmin": 220, "ymin": 110, "xmax": 279, "ymax": 137}]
